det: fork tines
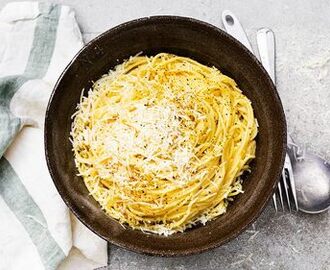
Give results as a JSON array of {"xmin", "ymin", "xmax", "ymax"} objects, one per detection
[{"xmin": 273, "ymin": 153, "xmax": 299, "ymax": 212}]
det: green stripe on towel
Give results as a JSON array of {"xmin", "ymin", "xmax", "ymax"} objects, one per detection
[
  {"xmin": 0, "ymin": 157, "xmax": 65, "ymax": 270},
  {"xmin": 25, "ymin": 3, "xmax": 61, "ymax": 78},
  {"xmin": 0, "ymin": 3, "xmax": 65, "ymax": 270},
  {"xmin": 0, "ymin": 3, "xmax": 60, "ymax": 157},
  {"xmin": 0, "ymin": 76, "xmax": 25, "ymax": 157}
]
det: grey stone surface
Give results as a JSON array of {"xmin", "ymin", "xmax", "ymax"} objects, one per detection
[{"xmin": 1, "ymin": 0, "xmax": 329, "ymax": 269}]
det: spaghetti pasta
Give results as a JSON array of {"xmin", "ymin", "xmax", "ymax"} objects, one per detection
[{"xmin": 70, "ymin": 53, "xmax": 258, "ymax": 235}]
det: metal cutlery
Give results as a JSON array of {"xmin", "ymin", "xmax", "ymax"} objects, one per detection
[
  {"xmin": 256, "ymin": 28, "xmax": 298, "ymax": 212},
  {"xmin": 222, "ymin": 10, "xmax": 253, "ymax": 53},
  {"xmin": 222, "ymin": 10, "xmax": 298, "ymax": 212},
  {"xmin": 288, "ymin": 136, "xmax": 330, "ymax": 213}
]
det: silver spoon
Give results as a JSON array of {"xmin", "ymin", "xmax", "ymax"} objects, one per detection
[
  {"xmin": 221, "ymin": 10, "xmax": 330, "ymax": 214},
  {"xmin": 255, "ymin": 26, "xmax": 329, "ymax": 214},
  {"xmin": 288, "ymin": 137, "xmax": 330, "ymax": 213}
]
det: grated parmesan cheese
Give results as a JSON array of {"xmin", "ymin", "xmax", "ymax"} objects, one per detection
[{"xmin": 70, "ymin": 53, "xmax": 258, "ymax": 235}]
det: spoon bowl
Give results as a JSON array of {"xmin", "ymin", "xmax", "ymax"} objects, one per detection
[{"xmin": 291, "ymin": 149, "xmax": 330, "ymax": 214}]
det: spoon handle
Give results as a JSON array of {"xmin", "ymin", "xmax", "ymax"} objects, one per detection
[
  {"xmin": 256, "ymin": 28, "xmax": 276, "ymax": 83},
  {"xmin": 257, "ymin": 28, "xmax": 299, "ymax": 211}
]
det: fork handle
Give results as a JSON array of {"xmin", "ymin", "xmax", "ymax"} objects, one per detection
[{"xmin": 222, "ymin": 10, "xmax": 254, "ymax": 53}]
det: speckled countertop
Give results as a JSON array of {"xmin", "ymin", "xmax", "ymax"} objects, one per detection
[{"xmin": 1, "ymin": 0, "xmax": 329, "ymax": 269}]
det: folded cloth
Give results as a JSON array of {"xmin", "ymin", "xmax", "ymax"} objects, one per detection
[{"xmin": 0, "ymin": 2, "xmax": 107, "ymax": 269}]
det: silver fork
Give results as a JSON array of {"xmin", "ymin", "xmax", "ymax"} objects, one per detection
[
  {"xmin": 256, "ymin": 28, "xmax": 298, "ymax": 212},
  {"xmin": 273, "ymin": 152, "xmax": 298, "ymax": 211},
  {"xmin": 222, "ymin": 11, "xmax": 298, "ymax": 212}
]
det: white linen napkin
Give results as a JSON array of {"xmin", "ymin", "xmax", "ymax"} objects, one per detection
[{"xmin": 0, "ymin": 2, "xmax": 107, "ymax": 269}]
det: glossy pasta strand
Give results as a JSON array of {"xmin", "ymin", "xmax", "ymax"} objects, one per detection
[{"xmin": 71, "ymin": 53, "xmax": 258, "ymax": 235}]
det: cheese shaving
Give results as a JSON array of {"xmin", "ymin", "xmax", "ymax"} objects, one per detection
[{"xmin": 71, "ymin": 53, "xmax": 258, "ymax": 235}]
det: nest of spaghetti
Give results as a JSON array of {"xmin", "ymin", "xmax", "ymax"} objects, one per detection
[{"xmin": 71, "ymin": 53, "xmax": 258, "ymax": 235}]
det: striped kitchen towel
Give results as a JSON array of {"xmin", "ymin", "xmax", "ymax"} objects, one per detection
[{"xmin": 0, "ymin": 2, "xmax": 107, "ymax": 269}]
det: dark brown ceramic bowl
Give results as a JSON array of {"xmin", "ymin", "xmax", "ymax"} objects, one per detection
[{"xmin": 45, "ymin": 16, "xmax": 286, "ymax": 256}]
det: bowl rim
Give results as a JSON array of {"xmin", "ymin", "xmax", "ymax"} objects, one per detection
[{"xmin": 44, "ymin": 15, "xmax": 287, "ymax": 256}]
